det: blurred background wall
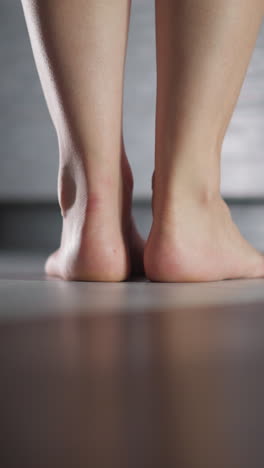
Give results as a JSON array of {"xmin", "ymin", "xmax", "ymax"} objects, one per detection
[{"xmin": 1, "ymin": 0, "xmax": 264, "ymax": 201}]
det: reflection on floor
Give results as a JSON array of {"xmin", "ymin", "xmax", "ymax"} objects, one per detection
[
  {"xmin": 0, "ymin": 286, "xmax": 264, "ymax": 468},
  {"xmin": 0, "ymin": 203, "xmax": 264, "ymax": 468}
]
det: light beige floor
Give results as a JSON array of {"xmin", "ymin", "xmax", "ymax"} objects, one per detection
[
  {"xmin": 0, "ymin": 250, "xmax": 263, "ymax": 319},
  {"xmin": 1, "ymin": 203, "xmax": 264, "ymax": 319}
]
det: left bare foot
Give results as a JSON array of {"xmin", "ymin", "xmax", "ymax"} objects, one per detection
[{"xmin": 45, "ymin": 154, "xmax": 144, "ymax": 282}]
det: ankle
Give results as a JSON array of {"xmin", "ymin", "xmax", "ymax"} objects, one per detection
[
  {"xmin": 57, "ymin": 156, "xmax": 134, "ymax": 226},
  {"xmin": 152, "ymin": 180, "xmax": 223, "ymax": 227},
  {"xmin": 153, "ymin": 142, "xmax": 222, "ymax": 207},
  {"xmin": 152, "ymin": 167, "xmax": 221, "ymax": 220}
]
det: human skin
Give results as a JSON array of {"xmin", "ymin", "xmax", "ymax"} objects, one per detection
[
  {"xmin": 21, "ymin": 0, "xmax": 144, "ymax": 281},
  {"xmin": 21, "ymin": 0, "xmax": 264, "ymax": 282},
  {"xmin": 144, "ymin": 0, "xmax": 264, "ymax": 281}
]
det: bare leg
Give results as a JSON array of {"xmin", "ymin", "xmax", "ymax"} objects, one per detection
[
  {"xmin": 21, "ymin": 0, "xmax": 144, "ymax": 281},
  {"xmin": 144, "ymin": 0, "xmax": 264, "ymax": 282}
]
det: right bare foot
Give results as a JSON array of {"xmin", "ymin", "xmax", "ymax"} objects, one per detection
[
  {"xmin": 144, "ymin": 183, "xmax": 264, "ymax": 282},
  {"xmin": 45, "ymin": 154, "xmax": 144, "ymax": 282}
]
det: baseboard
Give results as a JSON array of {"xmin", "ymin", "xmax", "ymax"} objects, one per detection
[
  {"xmin": 1, "ymin": 198, "xmax": 264, "ymax": 252},
  {"xmin": 0, "ymin": 199, "xmax": 151, "ymax": 252}
]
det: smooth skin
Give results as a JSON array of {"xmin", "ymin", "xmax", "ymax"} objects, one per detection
[
  {"xmin": 145, "ymin": 0, "xmax": 264, "ymax": 282},
  {"xmin": 21, "ymin": 0, "xmax": 264, "ymax": 282},
  {"xmin": 21, "ymin": 0, "xmax": 144, "ymax": 281}
]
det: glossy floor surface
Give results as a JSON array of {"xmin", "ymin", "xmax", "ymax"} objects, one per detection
[
  {"xmin": 1, "ymin": 204, "xmax": 264, "ymax": 468},
  {"xmin": 1, "ymin": 300, "xmax": 264, "ymax": 468},
  {"xmin": 1, "ymin": 270, "xmax": 264, "ymax": 468}
]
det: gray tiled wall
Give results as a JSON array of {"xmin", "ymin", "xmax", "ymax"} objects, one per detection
[{"xmin": 1, "ymin": 0, "xmax": 264, "ymax": 200}]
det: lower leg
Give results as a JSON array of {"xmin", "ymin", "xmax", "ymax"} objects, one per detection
[
  {"xmin": 145, "ymin": 0, "xmax": 264, "ymax": 281},
  {"xmin": 21, "ymin": 0, "xmax": 144, "ymax": 281}
]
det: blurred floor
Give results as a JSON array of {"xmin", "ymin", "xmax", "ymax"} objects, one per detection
[{"xmin": 0, "ymin": 203, "xmax": 264, "ymax": 468}]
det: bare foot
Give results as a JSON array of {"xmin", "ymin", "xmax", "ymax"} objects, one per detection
[
  {"xmin": 144, "ymin": 183, "xmax": 264, "ymax": 282},
  {"xmin": 45, "ymin": 154, "xmax": 144, "ymax": 282}
]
